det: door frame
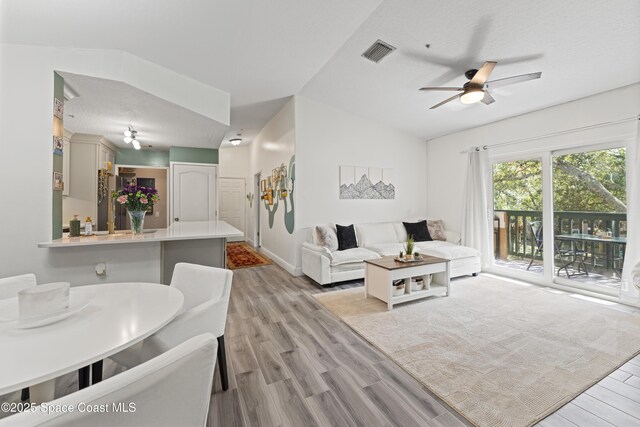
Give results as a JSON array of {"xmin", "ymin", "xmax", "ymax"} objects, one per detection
[
  {"xmin": 487, "ymin": 153, "xmax": 549, "ymax": 283},
  {"xmin": 549, "ymin": 140, "xmax": 629, "ymax": 296},
  {"xmin": 169, "ymin": 162, "xmax": 218, "ymax": 224},
  {"xmin": 217, "ymin": 176, "xmax": 246, "ymax": 242},
  {"xmin": 254, "ymin": 171, "xmax": 261, "ymax": 248}
]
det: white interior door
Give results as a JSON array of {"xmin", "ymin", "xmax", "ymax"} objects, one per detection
[
  {"xmin": 171, "ymin": 163, "xmax": 217, "ymax": 222},
  {"xmin": 219, "ymin": 177, "xmax": 245, "ymax": 242}
]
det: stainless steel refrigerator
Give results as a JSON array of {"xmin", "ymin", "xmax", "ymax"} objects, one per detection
[{"xmin": 97, "ymin": 176, "xmax": 127, "ymax": 231}]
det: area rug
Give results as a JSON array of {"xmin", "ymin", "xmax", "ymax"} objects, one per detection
[
  {"xmin": 313, "ymin": 275, "xmax": 640, "ymax": 427},
  {"xmin": 226, "ymin": 242, "xmax": 272, "ymax": 269}
]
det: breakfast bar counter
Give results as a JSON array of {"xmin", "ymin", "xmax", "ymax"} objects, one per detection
[
  {"xmin": 38, "ymin": 220, "xmax": 243, "ymax": 248},
  {"xmin": 38, "ymin": 220, "xmax": 243, "ymax": 284}
]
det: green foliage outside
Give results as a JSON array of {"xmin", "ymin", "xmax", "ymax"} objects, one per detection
[{"xmin": 493, "ymin": 148, "xmax": 626, "ymax": 213}]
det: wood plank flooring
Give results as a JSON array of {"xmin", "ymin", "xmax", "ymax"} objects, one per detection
[
  {"xmin": 2, "ymin": 263, "xmax": 640, "ymax": 426},
  {"xmin": 214, "ymin": 264, "xmax": 470, "ymax": 427}
]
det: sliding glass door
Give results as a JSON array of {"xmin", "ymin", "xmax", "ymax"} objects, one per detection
[
  {"xmin": 492, "ymin": 158, "xmax": 544, "ymax": 276},
  {"xmin": 552, "ymin": 146, "xmax": 627, "ymax": 294},
  {"xmin": 490, "ymin": 144, "xmax": 628, "ymax": 296}
]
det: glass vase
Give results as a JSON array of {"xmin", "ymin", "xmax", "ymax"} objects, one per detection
[{"xmin": 127, "ymin": 209, "xmax": 146, "ymax": 235}]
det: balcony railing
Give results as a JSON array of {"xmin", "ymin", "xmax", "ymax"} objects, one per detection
[{"xmin": 494, "ymin": 210, "xmax": 627, "ymax": 261}]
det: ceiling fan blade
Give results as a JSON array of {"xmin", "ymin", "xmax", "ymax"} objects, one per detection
[
  {"xmin": 419, "ymin": 87, "xmax": 463, "ymax": 91},
  {"xmin": 485, "ymin": 72, "xmax": 542, "ymax": 89},
  {"xmin": 403, "ymin": 50, "xmax": 458, "ymax": 68},
  {"xmin": 430, "ymin": 94, "xmax": 461, "ymax": 110},
  {"xmin": 481, "ymin": 92, "xmax": 495, "ymax": 105},
  {"xmin": 470, "ymin": 61, "xmax": 497, "ymax": 86}
]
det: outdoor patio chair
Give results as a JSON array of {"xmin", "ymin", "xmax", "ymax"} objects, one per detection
[
  {"xmin": 526, "ymin": 221, "xmax": 589, "ymax": 277},
  {"xmin": 555, "ymin": 239, "xmax": 589, "ymax": 278},
  {"xmin": 527, "ymin": 221, "xmax": 544, "ymax": 270}
]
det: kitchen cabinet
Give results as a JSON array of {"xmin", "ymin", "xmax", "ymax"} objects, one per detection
[{"xmin": 62, "ymin": 134, "xmax": 116, "ymax": 230}]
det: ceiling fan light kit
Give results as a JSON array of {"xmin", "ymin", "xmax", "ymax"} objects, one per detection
[
  {"xmin": 123, "ymin": 125, "xmax": 141, "ymax": 150},
  {"xmin": 420, "ymin": 61, "xmax": 542, "ymax": 109},
  {"xmin": 460, "ymin": 87, "xmax": 485, "ymax": 104}
]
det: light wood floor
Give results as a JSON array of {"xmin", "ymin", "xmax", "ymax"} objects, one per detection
[{"xmin": 3, "ymin": 263, "xmax": 640, "ymax": 426}]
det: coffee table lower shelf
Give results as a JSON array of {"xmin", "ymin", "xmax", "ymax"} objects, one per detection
[
  {"xmin": 390, "ymin": 284, "xmax": 447, "ymax": 304},
  {"xmin": 364, "ymin": 256, "xmax": 450, "ymax": 310}
]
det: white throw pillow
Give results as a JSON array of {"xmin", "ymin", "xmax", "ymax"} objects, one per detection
[{"xmin": 316, "ymin": 225, "xmax": 339, "ymax": 252}]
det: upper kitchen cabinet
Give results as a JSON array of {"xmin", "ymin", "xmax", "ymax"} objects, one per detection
[{"xmin": 62, "ymin": 133, "xmax": 116, "ymax": 229}]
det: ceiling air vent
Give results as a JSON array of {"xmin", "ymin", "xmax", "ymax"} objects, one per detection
[{"xmin": 361, "ymin": 39, "xmax": 396, "ymax": 63}]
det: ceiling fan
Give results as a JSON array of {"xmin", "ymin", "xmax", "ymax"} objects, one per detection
[{"xmin": 420, "ymin": 61, "xmax": 542, "ymax": 109}]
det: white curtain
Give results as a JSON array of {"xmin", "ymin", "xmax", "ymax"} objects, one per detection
[
  {"xmin": 621, "ymin": 120, "xmax": 640, "ymax": 302},
  {"xmin": 462, "ymin": 149, "xmax": 492, "ymax": 269}
]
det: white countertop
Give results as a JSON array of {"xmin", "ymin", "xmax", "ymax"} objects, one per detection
[{"xmin": 39, "ymin": 220, "xmax": 243, "ymax": 248}]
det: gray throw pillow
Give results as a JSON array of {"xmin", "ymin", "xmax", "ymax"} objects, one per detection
[
  {"xmin": 427, "ymin": 220, "xmax": 447, "ymax": 241},
  {"xmin": 316, "ymin": 225, "xmax": 339, "ymax": 252}
]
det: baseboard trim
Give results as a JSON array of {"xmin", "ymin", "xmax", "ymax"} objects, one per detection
[{"xmin": 259, "ymin": 247, "xmax": 303, "ymax": 277}]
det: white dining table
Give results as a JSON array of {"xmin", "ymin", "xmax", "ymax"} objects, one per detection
[{"xmin": 0, "ymin": 282, "xmax": 183, "ymax": 401}]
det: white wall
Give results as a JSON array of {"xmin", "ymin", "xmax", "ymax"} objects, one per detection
[
  {"xmin": 0, "ymin": 44, "xmax": 229, "ymax": 284},
  {"xmin": 247, "ymin": 98, "xmax": 300, "ymax": 273},
  {"xmin": 219, "ymin": 145, "xmax": 250, "ymax": 178},
  {"xmin": 295, "ymin": 96, "xmax": 428, "ymax": 228},
  {"xmin": 245, "ymin": 96, "xmax": 429, "ymax": 275},
  {"xmin": 426, "ymin": 84, "xmax": 640, "ymax": 231}
]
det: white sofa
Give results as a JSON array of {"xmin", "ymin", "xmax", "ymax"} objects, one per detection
[{"xmin": 302, "ymin": 221, "xmax": 480, "ymax": 286}]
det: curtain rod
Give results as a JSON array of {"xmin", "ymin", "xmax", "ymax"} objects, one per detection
[{"xmin": 461, "ymin": 114, "xmax": 639, "ymax": 154}]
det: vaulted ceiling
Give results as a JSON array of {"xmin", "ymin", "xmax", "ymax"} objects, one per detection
[{"xmin": 2, "ymin": 0, "xmax": 639, "ymax": 146}]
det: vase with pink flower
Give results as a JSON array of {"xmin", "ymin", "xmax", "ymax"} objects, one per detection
[{"xmin": 112, "ymin": 185, "xmax": 160, "ymax": 234}]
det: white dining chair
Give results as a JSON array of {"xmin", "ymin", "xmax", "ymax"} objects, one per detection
[
  {"xmin": 0, "ymin": 274, "xmax": 37, "ymax": 402},
  {"xmin": 110, "ymin": 263, "xmax": 233, "ymax": 391},
  {"xmin": 0, "ymin": 273, "xmax": 37, "ymax": 299},
  {"xmin": 0, "ymin": 333, "xmax": 217, "ymax": 427}
]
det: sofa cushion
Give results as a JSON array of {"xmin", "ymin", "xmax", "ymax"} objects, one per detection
[
  {"xmin": 336, "ymin": 224, "xmax": 358, "ymax": 251},
  {"xmin": 393, "ymin": 222, "xmax": 408, "ymax": 242},
  {"xmin": 445, "ymin": 230, "xmax": 461, "ymax": 244},
  {"xmin": 332, "ymin": 262, "xmax": 367, "ymax": 273},
  {"xmin": 302, "ymin": 242, "xmax": 333, "ymax": 259},
  {"xmin": 427, "ymin": 220, "xmax": 447, "ymax": 241},
  {"xmin": 315, "ymin": 225, "xmax": 339, "ymax": 252},
  {"xmin": 403, "ymin": 220, "xmax": 433, "ymax": 242},
  {"xmin": 354, "ymin": 223, "xmax": 400, "ymax": 246},
  {"xmin": 330, "ymin": 247, "xmax": 380, "ymax": 266},
  {"xmin": 365, "ymin": 243, "xmax": 405, "ymax": 257},
  {"xmin": 415, "ymin": 241, "xmax": 480, "ymax": 260}
]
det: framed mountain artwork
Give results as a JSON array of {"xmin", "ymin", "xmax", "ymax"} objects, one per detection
[{"xmin": 339, "ymin": 166, "xmax": 394, "ymax": 199}]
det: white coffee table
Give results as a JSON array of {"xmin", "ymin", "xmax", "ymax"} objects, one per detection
[{"xmin": 364, "ymin": 255, "xmax": 450, "ymax": 310}]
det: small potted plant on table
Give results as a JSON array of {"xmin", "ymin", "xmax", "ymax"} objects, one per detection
[{"xmin": 405, "ymin": 235, "xmax": 415, "ymax": 260}]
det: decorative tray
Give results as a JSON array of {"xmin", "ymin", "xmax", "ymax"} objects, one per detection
[{"xmin": 394, "ymin": 256, "xmax": 424, "ymax": 263}]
